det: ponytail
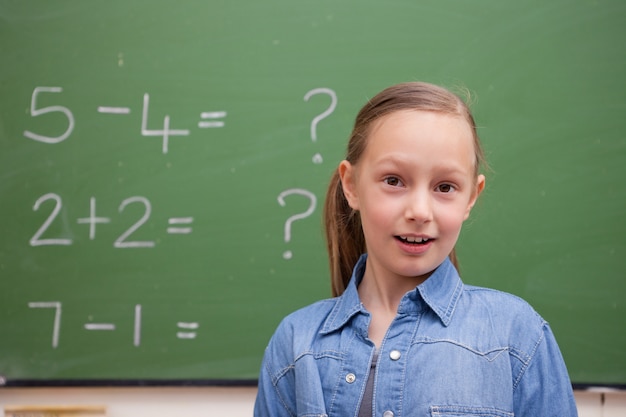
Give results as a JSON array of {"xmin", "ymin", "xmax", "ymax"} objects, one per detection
[
  {"xmin": 449, "ymin": 248, "xmax": 460, "ymax": 272},
  {"xmin": 323, "ymin": 170, "xmax": 365, "ymax": 297}
]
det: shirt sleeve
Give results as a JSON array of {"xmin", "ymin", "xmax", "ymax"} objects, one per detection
[
  {"xmin": 254, "ymin": 345, "xmax": 295, "ymax": 417},
  {"xmin": 513, "ymin": 322, "xmax": 579, "ymax": 417}
]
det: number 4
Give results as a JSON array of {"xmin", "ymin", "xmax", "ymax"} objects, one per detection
[
  {"xmin": 141, "ymin": 93, "xmax": 189, "ymax": 154},
  {"xmin": 24, "ymin": 87, "xmax": 75, "ymax": 144}
]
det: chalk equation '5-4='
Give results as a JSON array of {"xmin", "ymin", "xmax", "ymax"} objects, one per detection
[{"xmin": 23, "ymin": 86, "xmax": 226, "ymax": 154}]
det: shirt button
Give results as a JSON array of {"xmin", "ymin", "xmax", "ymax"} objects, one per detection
[
  {"xmin": 389, "ymin": 350, "xmax": 401, "ymax": 361},
  {"xmin": 345, "ymin": 373, "xmax": 356, "ymax": 383},
  {"xmin": 383, "ymin": 411, "xmax": 394, "ymax": 417}
]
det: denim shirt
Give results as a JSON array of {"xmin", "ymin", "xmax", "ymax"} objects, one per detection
[{"xmin": 254, "ymin": 255, "xmax": 578, "ymax": 417}]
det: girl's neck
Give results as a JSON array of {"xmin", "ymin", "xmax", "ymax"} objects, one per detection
[
  {"xmin": 358, "ymin": 263, "xmax": 429, "ymax": 316},
  {"xmin": 358, "ymin": 263, "xmax": 429, "ymax": 348}
]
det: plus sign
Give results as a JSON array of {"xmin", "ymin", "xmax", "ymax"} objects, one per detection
[{"xmin": 77, "ymin": 197, "xmax": 111, "ymax": 240}]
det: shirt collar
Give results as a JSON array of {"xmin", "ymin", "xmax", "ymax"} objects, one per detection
[{"xmin": 320, "ymin": 254, "xmax": 463, "ymax": 334}]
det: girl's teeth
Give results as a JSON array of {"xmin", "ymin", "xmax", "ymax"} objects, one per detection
[{"xmin": 402, "ymin": 236, "xmax": 428, "ymax": 243}]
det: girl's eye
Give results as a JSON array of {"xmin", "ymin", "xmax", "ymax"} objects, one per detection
[
  {"xmin": 437, "ymin": 183, "xmax": 455, "ymax": 193},
  {"xmin": 383, "ymin": 176, "xmax": 403, "ymax": 187}
]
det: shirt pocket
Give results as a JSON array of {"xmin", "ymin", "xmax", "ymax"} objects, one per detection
[{"xmin": 430, "ymin": 405, "xmax": 514, "ymax": 417}]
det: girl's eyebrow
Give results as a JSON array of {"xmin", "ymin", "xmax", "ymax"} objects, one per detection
[{"xmin": 373, "ymin": 154, "xmax": 471, "ymax": 175}]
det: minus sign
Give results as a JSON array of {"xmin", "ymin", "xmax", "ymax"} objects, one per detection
[
  {"xmin": 85, "ymin": 323, "xmax": 116, "ymax": 330},
  {"xmin": 98, "ymin": 106, "xmax": 131, "ymax": 114}
]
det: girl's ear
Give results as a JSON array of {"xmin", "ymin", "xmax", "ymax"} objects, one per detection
[
  {"xmin": 464, "ymin": 174, "xmax": 485, "ymax": 220},
  {"xmin": 338, "ymin": 160, "xmax": 360, "ymax": 210}
]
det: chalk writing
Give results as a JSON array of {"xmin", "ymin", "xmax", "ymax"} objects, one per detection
[
  {"xmin": 176, "ymin": 322, "xmax": 199, "ymax": 339},
  {"xmin": 30, "ymin": 194, "xmax": 72, "ymax": 246},
  {"xmin": 114, "ymin": 196, "xmax": 155, "ymax": 248},
  {"xmin": 303, "ymin": 87, "xmax": 337, "ymax": 164},
  {"xmin": 23, "ymin": 87, "xmax": 75, "ymax": 144},
  {"xmin": 167, "ymin": 217, "xmax": 194, "ymax": 234},
  {"xmin": 141, "ymin": 93, "xmax": 190, "ymax": 154},
  {"xmin": 28, "ymin": 302, "xmax": 201, "ymax": 348},
  {"xmin": 134, "ymin": 304, "xmax": 142, "ymax": 347},
  {"xmin": 76, "ymin": 197, "xmax": 111, "ymax": 240},
  {"xmin": 84, "ymin": 323, "xmax": 115, "ymax": 331},
  {"xmin": 277, "ymin": 188, "xmax": 317, "ymax": 260},
  {"xmin": 30, "ymin": 194, "xmax": 192, "ymax": 248},
  {"xmin": 28, "ymin": 302, "xmax": 62, "ymax": 348},
  {"xmin": 198, "ymin": 111, "xmax": 227, "ymax": 128},
  {"xmin": 97, "ymin": 106, "xmax": 130, "ymax": 114},
  {"xmin": 23, "ymin": 87, "xmax": 227, "ymax": 153}
]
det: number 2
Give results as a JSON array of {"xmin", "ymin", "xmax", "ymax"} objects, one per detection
[
  {"xmin": 30, "ymin": 193, "xmax": 72, "ymax": 246},
  {"xmin": 114, "ymin": 196, "xmax": 155, "ymax": 248}
]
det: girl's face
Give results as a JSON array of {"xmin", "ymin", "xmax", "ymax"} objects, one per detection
[{"xmin": 340, "ymin": 110, "xmax": 485, "ymax": 283}]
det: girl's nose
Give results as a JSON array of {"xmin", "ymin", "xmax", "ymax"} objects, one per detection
[{"xmin": 405, "ymin": 191, "xmax": 433, "ymax": 223}]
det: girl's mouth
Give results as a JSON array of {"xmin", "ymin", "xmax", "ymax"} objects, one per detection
[{"xmin": 396, "ymin": 236, "xmax": 432, "ymax": 245}]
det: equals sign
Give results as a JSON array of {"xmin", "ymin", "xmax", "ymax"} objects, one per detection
[
  {"xmin": 198, "ymin": 111, "xmax": 226, "ymax": 128},
  {"xmin": 177, "ymin": 322, "xmax": 199, "ymax": 339},
  {"xmin": 167, "ymin": 217, "xmax": 193, "ymax": 234}
]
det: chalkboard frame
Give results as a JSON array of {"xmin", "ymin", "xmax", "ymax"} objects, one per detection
[{"xmin": 2, "ymin": 378, "xmax": 624, "ymax": 391}]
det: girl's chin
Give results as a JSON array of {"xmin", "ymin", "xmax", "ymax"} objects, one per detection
[{"xmin": 391, "ymin": 256, "xmax": 447, "ymax": 281}]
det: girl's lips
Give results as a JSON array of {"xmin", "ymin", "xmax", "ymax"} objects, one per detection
[
  {"xmin": 395, "ymin": 235, "xmax": 435, "ymax": 254},
  {"xmin": 397, "ymin": 235, "xmax": 432, "ymax": 244}
]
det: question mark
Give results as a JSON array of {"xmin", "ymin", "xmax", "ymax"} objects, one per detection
[
  {"xmin": 304, "ymin": 88, "xmax": 337, "ymax": 164},
  {"xmin": 277, "ymin": 188, "xmax": 317, "ymax": 260}
]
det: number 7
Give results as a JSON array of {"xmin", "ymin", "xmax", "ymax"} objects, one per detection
[
  {"xmin": 28, "ymin": 301, "xmax": 62, "ymax": 348},
  {"xmin": 24, "ymin": 87, "xmax": 75, "ymax": 144}
]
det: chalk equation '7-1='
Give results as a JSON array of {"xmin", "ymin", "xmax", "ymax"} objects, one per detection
[{"xmin": 27, "ymin": 302, "xmax": 200, "ymax": 348}]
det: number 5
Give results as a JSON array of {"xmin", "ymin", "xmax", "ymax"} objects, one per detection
[{"xmin": 23, "ymin": 87, "xmax": 75, "ymax": 144}]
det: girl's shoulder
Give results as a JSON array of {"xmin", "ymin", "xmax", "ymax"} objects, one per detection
[
  {"xmin": 462, "ymin": 284, "xmax": 543, "ymax": 319},
  {"xmin": 263, "ymin": 298, "xmax": 340, "ymax": 365},
  {"xmin": 459, "ymin": 284, "xmax": 550, "ymax": 346},
  {"xmin": 275, "ymin": 297, "xmax": 339, "ymax": 336}
]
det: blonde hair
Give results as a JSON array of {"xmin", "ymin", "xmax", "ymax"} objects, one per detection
[{"xmin": 323, "ymin": 82, "xmax": 486, "ymax": 296}]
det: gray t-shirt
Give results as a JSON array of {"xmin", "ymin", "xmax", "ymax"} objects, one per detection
[{"xmin": 357, "ymin": 350, "xmax": 378, "ymax": 417}]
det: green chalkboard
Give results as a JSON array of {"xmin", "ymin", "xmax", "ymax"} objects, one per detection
[{"xmin": 0, "ymin": 0, "xmax": 624, "ymax": 386}]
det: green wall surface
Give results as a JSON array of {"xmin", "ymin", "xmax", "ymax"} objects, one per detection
[{"xmin": 0, "ymin": 0, "xmax": 624, "ymax": 385}]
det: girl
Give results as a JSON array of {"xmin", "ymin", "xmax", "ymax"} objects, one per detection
[{"xmin": 254, "ymin": 82, "xmax": 577, "ymax": 417}]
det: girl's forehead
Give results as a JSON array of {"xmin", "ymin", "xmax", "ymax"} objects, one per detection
[
  {"xmin": 370, "ymin": 109, "xmax": 469, "ymax": 132},
  {"xmin": 361, "ymin": 110, "xmax": 477, "ymax": 167},
  {"xmin": 366, "ymin": 110, "xmax": 473, "ymax": 146}
]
